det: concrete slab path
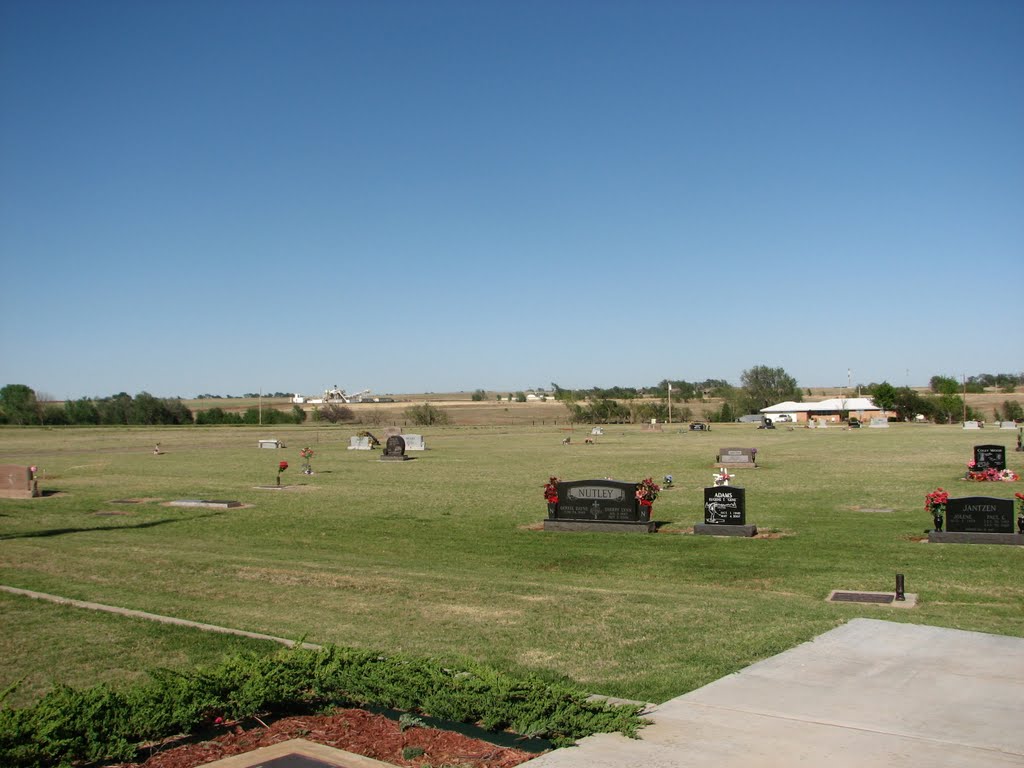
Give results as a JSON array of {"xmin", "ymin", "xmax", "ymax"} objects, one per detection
[{"xmin": 530, "ymin": 619, "xmax": 1024, "ymax": 767}]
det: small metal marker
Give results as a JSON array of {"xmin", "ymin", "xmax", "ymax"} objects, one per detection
[{"xmin": 895, "ymin": 573, "xmax": 905, "ymax": 601}]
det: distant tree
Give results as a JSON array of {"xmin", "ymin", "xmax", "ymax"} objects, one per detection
[
  {"xmin": 739, "ymin": 366, "xmax": 801, "ymax": 413},
  {"xmin": 97, "ymin": 393, "xmax": 133, "ymax": 424},
  {"xmin": 1003, "ymin": 400, "xmax": 1023, "ymax": 421},
  {"xmin": 404, "ymin": 402, "xmax": 450, "ymax": 426},
  {"xmin": 195, "ymin": 407, "xmax": 243, "ymax": 425},
  {"xmin": 471, "ymin": 389, "xmax": 487, "ymax": 401},
  {"xmin": 40, "ymin": 405, "xmax": 69, "ymax": 425},
  {"xmin": 0, "ymin": 384, "xmax": 41, "ymax": 425},
  {"xmin": 64, "ymin": 398, "xmax": 100, "ymax": 425},
  {"xmin": 929, "ymin": 375, "xmax": 959, "ymax": 395},
  {"xmin": 889, "ymin": 387, "xmax": 929, "ymax": 422},
  {"xmin": 314, "ymin": 403, "xmax": 352, "ymax": 423},
  {"xmin": 868, "ymin": 382, "xmax": 898, "ymax": 412},
  {"xmin": 515, "ymin": 391, "xmax": 527, "ymax": 403}
]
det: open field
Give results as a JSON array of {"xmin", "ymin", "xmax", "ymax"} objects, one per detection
[
  {"xmin": 177, "ymin": 387, "xmax": 1024, "ymax": 428},
  {"xmin": 1, "ymin": 422, "xmax": 1023, "ymax": 709}
]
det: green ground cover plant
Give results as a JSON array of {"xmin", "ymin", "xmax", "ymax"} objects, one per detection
[
  {"xmin": 0, "ymin": 644, "xmax": 642, "ymax": 766},
  {"xmin": 1, "ymin": 423, "xmax": 1022, "ymax": 712}
]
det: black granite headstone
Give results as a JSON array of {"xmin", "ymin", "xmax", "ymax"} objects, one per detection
[
  {"xmin": 703, "ymin": 486, "xmax": 747, "ymax": 525},
  {"xmin": 945, "ymin": 496, "xmax": 1014, "ymax": 533},
  {"xmin": 554, "ymin": 479, "xmax": 643, "ymax": 522},
  {"xmin": 972, "ymin": 445, "xmax": 1007, "ymax": 472}
]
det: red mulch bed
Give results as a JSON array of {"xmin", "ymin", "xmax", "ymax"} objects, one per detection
[{"xmin": 104, "ymin": 708, "xmax": 540, "ymax": 768}]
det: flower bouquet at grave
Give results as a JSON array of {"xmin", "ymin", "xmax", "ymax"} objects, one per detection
[
  {"xmin": 635, "ymin": 477, "xmax": 661, "ymax": 513},
  {"xmin": 925, "ymin": 487, "xmax": 948, "ymax": 531},
  {"xmin": 300, "ymin": 447, "xmax": 315, "ymax": 475},
  {"xmin": 713, "ymin": 468, "xmax": 733, "ymax": 487},
  {"xmin": 965, "ymin": 461, "xmax": 1019, "ymax": 482},
  {"xmin": 543, "ymin": 476, "xmax": 559, "ymax": 517},
  {"xmin": 276, "ymin": 460, "xmax": 288, "ymax": 486}
]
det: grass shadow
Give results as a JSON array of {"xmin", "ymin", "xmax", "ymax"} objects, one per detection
[{"xmin": 0, "ymin": 512, "xmax": 225, "ymax": 541}]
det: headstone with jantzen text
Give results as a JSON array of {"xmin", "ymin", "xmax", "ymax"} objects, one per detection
[
  {"xmin": 695, "ymin": 486, "xmax": 757, "ymax": 537},
  {"xmin": 716, "ymin": 447, "xmax": 757, "ymax": 467},
  {"xmin": 963, "ymin": 420, "xmax": 981, "ymax": 430},
  {"xmin": 945, "ymin": 496, "xmax": 1014, "ymax": 533},
  {"xmin": 869, "ymin": 417, "xmax": 889, "ymax": 428},
  {"xmin": 347, "ymin": 436, "xmax": 371, "ymax": 450},
  {"xmin": 0, "ymin": 465, "xmax": 39, "ymax": 499},
  {"xmin": 973, "ymin": 445, "xmax": 1007, "ymax": 472},
  {"xmin": 545, "ymin": 479, "xmax": 654, "ymax": 533},
  {"xmin": 258, "ymin": 439, "xmax": 283, "ymax": 449}
]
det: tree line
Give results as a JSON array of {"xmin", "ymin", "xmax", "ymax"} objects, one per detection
[
  {"xmin": 551, "ymin": 367, "xmax": 1022, "ymax": 425},
  {"xmin": 0, "ymin": 385, "xmax": 307, "ymax": 426}
]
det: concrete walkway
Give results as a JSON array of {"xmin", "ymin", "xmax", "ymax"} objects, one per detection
[{"xmin": 530, "ymin": 619, "xmax": 1024, "ymax": 767}]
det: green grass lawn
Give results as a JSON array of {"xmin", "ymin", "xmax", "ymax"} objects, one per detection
[{"xmin": 1, "ymin": 423, "xmax": 1022, "ymax": 707}]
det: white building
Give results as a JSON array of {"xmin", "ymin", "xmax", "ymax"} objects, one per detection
[{"xmin": 761, "ymin": 397, "xmax": 888, "ymax": 424}]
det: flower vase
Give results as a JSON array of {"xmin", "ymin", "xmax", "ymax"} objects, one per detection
[
  {"xmin": 1017, "ymin": 514, "xmax": 1024, "ymax": 535},
  {"xmin": 547, "ymin": 503, "xmax": 558, "ymax": 519},
  {"xmin": 933, "ymin": 512, "xmax": 943, "ymax": 532},
  {"xmin": 639, "ymin": 504, "xmax": 651, "ymax": 522}
]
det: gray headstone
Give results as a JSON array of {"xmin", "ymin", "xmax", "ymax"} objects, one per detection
[
  {"xmin": 716, "ymin": 447, "xmax": 756, "ymax": 465},
  {"xmin": 347, "ymin": 436, "xmax": 371, "ymax": 450},
  {"xmin": 400, "ymin": 433, "xmax": 426, "ymax": 450}
]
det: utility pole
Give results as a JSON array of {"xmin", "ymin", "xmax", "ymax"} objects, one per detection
[
  {"xmin": 259, "ymin": 389, "xmax": 263, "ymax": 426},
  {"xmin": 667, "ymin": 382, "xmax": 672, "ymax": 424}
]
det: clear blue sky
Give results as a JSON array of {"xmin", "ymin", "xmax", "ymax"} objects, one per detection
[{"xmin": 1, "ymin": 0, "xmax": 1021, "ymax": 399}]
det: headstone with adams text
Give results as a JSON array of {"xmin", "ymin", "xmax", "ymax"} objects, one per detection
[
  {"xmin": 545, "ymin": 479, "xmax": 655, "ymax": 533},
  {"xmin": 973, "ymin": 445, "xmax": 1007, "ymax": 472},
  {"xmin": 695, "ymin": 486, "xmax": 757, "ymax": 537}
]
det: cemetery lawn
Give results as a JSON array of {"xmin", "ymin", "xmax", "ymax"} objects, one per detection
[{"xmin": 1, "ymin": 423, "xmax": 1022, "ymax": 708}]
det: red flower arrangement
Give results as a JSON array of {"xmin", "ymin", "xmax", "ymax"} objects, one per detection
[
  {"xmin": 925, "ymin": 487, "xmax": 948, "ymax": 514},
  {"xmin": 276, "ymin": 460, "xmax": 288, "ymax": 486},
  {"xmin": 543, "ymin": 476, "xmax": 559, "ymax": 504},
  {"xmin": 635, "ymin": 477, "xmax": 661, "ymax": 507}
]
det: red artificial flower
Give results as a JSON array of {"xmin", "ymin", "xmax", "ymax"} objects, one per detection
[{"xmin": 278, "ymin": 461, "xmax": 288, "ymax": 471}]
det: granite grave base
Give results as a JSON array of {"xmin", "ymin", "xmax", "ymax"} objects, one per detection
[
  {"xmin": 928, "ymin": 532, "xmax": 1024, "ymax": 546},
  {"xmin": 543, "ymin": 520, "xmax": 656, "ymax": 533},
  {"xmin": 694, "ymin": 523, "xmax": 758, "ymax": 537}
]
